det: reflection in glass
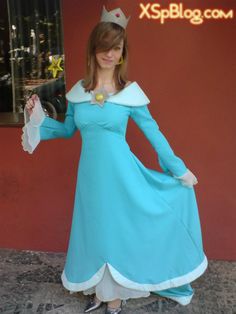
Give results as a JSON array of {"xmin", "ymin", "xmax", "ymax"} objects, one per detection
[{"xmin": 0, "ymin": 0, "xmax": 66, "ymax": 118}]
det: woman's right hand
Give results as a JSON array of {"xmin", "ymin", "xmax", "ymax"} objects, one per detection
[{"xmin": 25, "ymin": 94, "xmax": 40, "ymax": 116}]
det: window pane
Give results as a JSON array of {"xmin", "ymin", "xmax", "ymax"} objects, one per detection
[
  {"xmin": 0, "ymin": 0, "xmax": 66, "ymax": 119},
  {"xmin": 0, "ymin": 0, "xmax": 12, "ymax": 112}
]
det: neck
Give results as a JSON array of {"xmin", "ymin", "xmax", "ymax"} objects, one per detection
[{"xmin": 96, "ymin": 67, "xmax": 115, "ymax": 86}]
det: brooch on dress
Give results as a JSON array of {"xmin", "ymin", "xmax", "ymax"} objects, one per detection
[{"xmin": 90, "ymin": 86, "xmax": 109, "ymax": 108}]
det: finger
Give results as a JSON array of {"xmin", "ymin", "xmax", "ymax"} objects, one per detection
[
  {"xmin": 32, "ymin": 94, "xmax": 39, "ymax": 103},
  {"xmin": 181, "ymin": 181, "xmax": 193, "ymax": 188},
  {"xmin": 26, "ymin": 99, "xmax": 31, "ymax": 106}
]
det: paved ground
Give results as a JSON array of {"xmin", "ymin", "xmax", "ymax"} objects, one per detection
[{"xmin": 0, "ymin": 248, "xmax": 235, "ymax": 314}]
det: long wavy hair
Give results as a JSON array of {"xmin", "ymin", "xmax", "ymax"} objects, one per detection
[{"xmin": 82, "ymin": 22, "xmax": 129, "ymax": 94}]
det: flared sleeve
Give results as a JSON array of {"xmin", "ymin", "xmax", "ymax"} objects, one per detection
[
  {"xmin": 129, "ymin": 105, "xmax": 189, "ymax": 178},
  {"xmin": 21, "ymin": 98, "xmax": 46, "ymax": 154},
  {"xmin": 21, "ymin": 99, "xmax": 77, "ymax": 154},
  {"xmin": 39, "ymin": 102, "xmax": 77, "ymax": 140}
]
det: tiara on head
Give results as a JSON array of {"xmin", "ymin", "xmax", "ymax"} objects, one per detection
[{"xmin": 100, "ymin": 5, "xmax": 131, "ymax": 29}]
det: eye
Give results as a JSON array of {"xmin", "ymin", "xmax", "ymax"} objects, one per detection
[{"xmin": 115, "ymin": 46, "xmax": 121, "ymax": 50}]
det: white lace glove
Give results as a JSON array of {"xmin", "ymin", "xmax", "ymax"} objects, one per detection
[
  {"xmin": 173, "ymin": 169, "xmax": 198, "ymax": 188},
  {"xmin": 24, "ymin": 95, "xmax": 45, "ymax": 125}
]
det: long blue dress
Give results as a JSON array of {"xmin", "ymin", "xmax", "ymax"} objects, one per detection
[{"xmin": 22, "ymin": 79, "xmax": 208, "ymax": 306}]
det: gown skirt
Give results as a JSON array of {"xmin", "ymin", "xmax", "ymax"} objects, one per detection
[{"xmin": 21, "ymin": 92, "xmax": 208, "ymax": 306}]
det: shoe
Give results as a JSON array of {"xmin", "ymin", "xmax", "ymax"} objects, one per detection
[
  {"xmin": 105, "ymin": 300, "xmax": 126, "ymax": 314},
  {"xmin": 84, "ymin": 295, "xmax": 103, "ymax": 313}
]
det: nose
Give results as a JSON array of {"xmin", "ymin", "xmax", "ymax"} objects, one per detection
[{"xmin": 105, "ymin": 49, "xmax": 113, "ymax": 58}]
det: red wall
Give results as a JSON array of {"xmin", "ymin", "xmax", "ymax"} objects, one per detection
[{"xmin": 0, "ymin": 0, "xmax": 235, "ymax": 260}]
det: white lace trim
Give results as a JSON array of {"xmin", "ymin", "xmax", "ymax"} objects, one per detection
[
  {"xmin": 81, "ymin": 265, "xmax": 150, "ymax": 302},
  {"xmin": 21, "ymin": 99, "xmax": 46, "ymax": 154},
  {"xmin": 61, "ymin": 254, "xmax": 207, "ymax": 294}
]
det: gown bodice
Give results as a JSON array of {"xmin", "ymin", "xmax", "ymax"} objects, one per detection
[{"xmin": 73, "ymin": 101, "xmax": 130, "ymax": 138}]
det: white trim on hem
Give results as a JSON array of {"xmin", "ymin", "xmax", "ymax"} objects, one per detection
[
  {"xmin": 167, "ymin": 294, "xmax": 194, "ymax": 305},
  {"xmin": 61, "ymin": 254, "xmax": 208, "ymax": 294}
]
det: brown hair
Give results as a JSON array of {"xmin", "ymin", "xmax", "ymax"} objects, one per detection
[{"xmin": 82, "ymin": 22, "xmax": 129, "ymax": 94}]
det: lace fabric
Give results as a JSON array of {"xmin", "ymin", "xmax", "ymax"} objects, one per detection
[
  {"xmin": 82, "ymin": 264, "xmax": 150, "ymax": 302},
  {"xmin": 21, "ymin": 99, "xmax": 46, "ymax": 153}
]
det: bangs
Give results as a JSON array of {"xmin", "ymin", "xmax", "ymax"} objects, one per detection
[
  {"xmin": 84, "ymin": 20, "xmax": 129, "ymax": 92},
  {"xmin": 94, "ymin": 23, "xmax": 125, "ymax": 53}
]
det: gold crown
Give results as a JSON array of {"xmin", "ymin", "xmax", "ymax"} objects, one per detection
[{"xmin": 100, "ymin": 5, "xmax": 131, "ymax": 29}]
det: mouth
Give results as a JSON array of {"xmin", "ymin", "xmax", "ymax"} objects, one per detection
[{"xmin": 102, "ymin": 58, "xmax": 113, "ymax": 63}]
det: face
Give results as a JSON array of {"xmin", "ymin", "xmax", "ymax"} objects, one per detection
[{"xmin": 95, "ymin": 39, "xmax": 124, "ymax": 70}]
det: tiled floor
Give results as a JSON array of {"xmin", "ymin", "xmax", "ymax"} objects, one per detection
[{"xmin": 0, "ymin": 248, "xmax": 235, "ymax": 313}]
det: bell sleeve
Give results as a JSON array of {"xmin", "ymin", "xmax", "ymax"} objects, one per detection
[
  {"xmin": 129, "ymin": 105, "xmax": 189, "ymax": 178},
  {"xmin": 21, "ymin": 99, "xmax": 77, "ymax": 154}
]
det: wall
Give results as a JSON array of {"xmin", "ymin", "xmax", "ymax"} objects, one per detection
[{"xmin": 0, "ymin": 0, "xmax": 235, "ymax": 260}]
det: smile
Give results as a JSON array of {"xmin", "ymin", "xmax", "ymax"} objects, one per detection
[{"xmin": 102, "ymin": 58, "xmax": 113, "ymax": 62}]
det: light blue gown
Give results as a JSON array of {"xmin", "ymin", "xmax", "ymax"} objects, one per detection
[{"xmin": 22, "ymin": 79, "xmax": 208, "ymax": 305}]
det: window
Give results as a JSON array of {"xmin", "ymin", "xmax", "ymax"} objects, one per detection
[{"xmin": 0, "ymin": 0, "xmax": 66, "ymax": 126}]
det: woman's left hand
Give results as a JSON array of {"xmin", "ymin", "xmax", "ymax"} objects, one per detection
[{"xmin": 174, "ymin": 169, "xmax": 198, "ymax": 188}]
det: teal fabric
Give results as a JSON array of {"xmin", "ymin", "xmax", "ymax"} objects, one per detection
[
  {"xmin": 40, "ymin": 103, "xmax": 76, "ymax": 140},
  {"xmin": 152, "ymin": 283, "xmax": 194, "ymax": 298},
  {"xmin": 38, "ymin": 96, "xmax": 207, "ymax": 298}
]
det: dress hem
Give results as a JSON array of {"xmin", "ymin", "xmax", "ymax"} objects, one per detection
[
  {"xmin": 166, "ymin": 294, "xmax": 194, "ymax": 305},
  {"xmin": 61, "ymin": 254, "xmax": 207, "ymax": 295}
]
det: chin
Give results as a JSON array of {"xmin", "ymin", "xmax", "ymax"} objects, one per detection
[{"xmin": 99, "ymin": 64, "xmax": 115, "ymax": 69}]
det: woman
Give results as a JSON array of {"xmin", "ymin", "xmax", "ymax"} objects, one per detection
[{"xmin": 22, "ymin": 6, "xmax": 208, "ymax": 314}]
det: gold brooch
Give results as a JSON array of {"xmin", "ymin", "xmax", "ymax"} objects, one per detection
[{"xmin": 90, "ymin": 87, "xmax": 109, "ymax": 107}]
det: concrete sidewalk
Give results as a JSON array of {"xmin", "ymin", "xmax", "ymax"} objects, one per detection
[{"xmin": 0, "ymin": 248, "xmax": 235, "ymax": 313}]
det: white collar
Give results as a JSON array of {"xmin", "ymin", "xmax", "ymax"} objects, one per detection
[{"xmin": 65, "ymin": 79, "xmax": 150, "ymax": 107}]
